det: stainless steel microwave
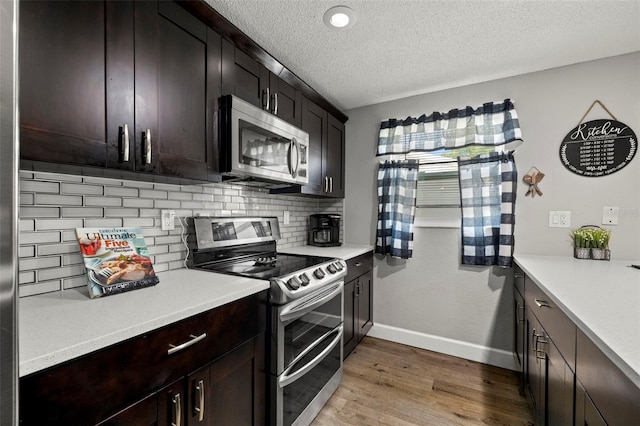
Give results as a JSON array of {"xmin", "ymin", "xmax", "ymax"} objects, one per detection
[{"xmin": 219, "ymin": 95, "xmax": 309, "ymax": 186}]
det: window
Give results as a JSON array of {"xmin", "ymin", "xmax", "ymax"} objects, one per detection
[{"xmin": 405, "ymin": 146, "xmax": 499, "ymax": 209}]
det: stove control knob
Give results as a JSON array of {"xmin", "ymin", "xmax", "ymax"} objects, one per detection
[
  {"xmin": 327, "ymin": 263, "xmax": 337, "ymax": 274},
  {"xmin": 334, "ymin": 261, "xmax": 344, "ymax": 271},
  {"xmin": 286, "ymin": 276, "xmax": 302, "ymax": 290},
  {"xmin": 299, "ymin": 273, "xmax": 310, "ymax": 286},
  {"xmin": 313, "ymin": 268, "xmax": 325, "ymax": 279}
]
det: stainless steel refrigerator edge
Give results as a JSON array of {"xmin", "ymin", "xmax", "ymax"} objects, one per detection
[{"xmin": 0, "ymin": 0, "xmax": 19, "ymax": 424}]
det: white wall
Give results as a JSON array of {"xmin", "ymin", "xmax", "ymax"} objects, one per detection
[{"xmin": 343, "ymin": 53, "xmax": 640, "ymax": 368}]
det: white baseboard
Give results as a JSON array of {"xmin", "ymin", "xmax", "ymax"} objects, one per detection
[{"xmin": 367, "ymin": 323, "xmax": 517, "ymax": 371}]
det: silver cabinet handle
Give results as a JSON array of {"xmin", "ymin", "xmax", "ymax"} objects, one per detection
[
  {"xmin": 195, "ymin": 379, "xmax": 205, "ymax": 422},
  {"xmin": 324, "ymin": 176, "xmax": 329, "ymax": 193},
  {"xmin": 329, "ymin": 176, "xmax": 333, "ymax": 193},
  {"xmin": 167, "ymin": 333, "xmax": 207, "ymax": 355},
  {"xmin": 536, "ymin": 336, "xmax": 548, "ymax": 360},
  {"xmin": 514, "ymin": 274, "xmax": 524, "ymax": 279},
  {"xmin": 262, "ymin": 87, "xmax": 270, "ymax": 111},
  {"xmin": 534, "ymin": 298, "xmax": 551, "ymax": 308},
  {"xmin": 271, "ymin": 92, "xmax": 278, "ymax": 115},
  {"xmin": 144, "ymin": 128, "xmax": 152, "ymax": 164},
  {"xmin": 354, "ymin": 262, "xmax": 362, "ymax": 267},
  {"xmin": 122, "ymin": 124, "xmax": 129, "ymax": 162},
  {"xmin": 172, "ymin": 393, "xmax": 182, "ymax": 426}
]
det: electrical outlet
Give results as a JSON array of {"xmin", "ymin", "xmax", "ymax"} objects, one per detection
[
  {"xmin": 602, "ymin": 206, "xmax": 619, "ymax": 225},
  {"xmin": 161, "ymin": 210, "xmax": 175, "ymax": 231},
  {"xmin": 549, "ymin": 211, "xmax": 571, "ymax": 228},
  {"xmin": 283, "ymin": 211, "xmax": 290, "ymax": 225}
]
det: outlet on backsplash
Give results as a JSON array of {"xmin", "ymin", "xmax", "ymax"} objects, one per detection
[{"xmin": 161, "ymin": 210, "xmax": 176, "ymax": 231}]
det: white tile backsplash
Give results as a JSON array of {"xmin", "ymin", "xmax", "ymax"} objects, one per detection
[{"xmin": 19, "ymin": 171, "xmax": 343, "ymax": 297}]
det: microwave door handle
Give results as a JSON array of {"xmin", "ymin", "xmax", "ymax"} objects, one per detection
[
  {"xmin": 293, "ymin": 138, "xmax": 301, "ymax": 177},
  {"xmin": 278, "ymin": 325, "xmax": 343, "ymax": 388},
  {"xmin": 279, "ymin": 281, "xmax": 343, "ymax": 324},
  {"xmin": 288, "ymin": 138, "xmax": 300, "ymax": 179}
]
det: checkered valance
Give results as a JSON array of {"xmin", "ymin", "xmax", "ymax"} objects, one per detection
[{"xmin": 377, "ymin": 99, "xmax": 523, "ymax": 155}]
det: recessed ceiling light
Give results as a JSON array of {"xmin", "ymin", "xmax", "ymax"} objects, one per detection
[{"xmin": 323, "ymin": 6, "xmax": 356, "ymax": 30}]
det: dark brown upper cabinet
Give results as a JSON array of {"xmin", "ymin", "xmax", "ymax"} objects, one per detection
[
  {"xmin": 20, "ymin": 1, "xmax": 221, "ymax": 182},
  {"xmin": 19, "ymin": 1, "xmax": 112, "ymax": 168},
  {"xmin": 221, "ymin": 39, "xmax": 302, "ymax": 127},
  {"xmin": 273, "ymin": 96, "xmax": 344, "ymax": 198}
]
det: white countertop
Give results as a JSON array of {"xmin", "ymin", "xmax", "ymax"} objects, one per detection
[
  {"xmin": 279, "ymin": 244, "xmax": 374, "ymax": 259},
  {"xmin": 19, "ymin": 268, "xmax": 268, "ymax": 377},
  {"xmin": 514, "ymin": 255, "xmax": 640, "ymax": 388}
]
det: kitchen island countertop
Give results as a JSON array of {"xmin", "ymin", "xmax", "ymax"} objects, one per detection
[
  {"xmin": 19, "ymin": 268, "xmax": 268, "ymax": 377},
  {"xmin": 514, "ymin": 254, "xmax": 640, "ymax": 388}
]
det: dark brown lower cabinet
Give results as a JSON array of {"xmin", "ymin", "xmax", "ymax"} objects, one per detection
[
  {"xmin": 516, "ymin": 265, "xmax": 640, "ymax": 426},
  {"xmin": 20, "ymin": 292, "xmax": 267, "ymax": 426},
  {"xmin": 343, "ymin": 252, "xmax": 373, "ymax": 358}
]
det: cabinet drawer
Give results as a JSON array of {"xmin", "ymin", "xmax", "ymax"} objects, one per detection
[
  {"xmin": 345, "ymin": 252, "xmax": 373, "ymax": 283},
  {"xmin": 524, "ymin": 276, "xmax": 576, "ymax": 371},
  {"xmin": 20, "ymin": 291, "xmax": 267, "ymax": 425}
]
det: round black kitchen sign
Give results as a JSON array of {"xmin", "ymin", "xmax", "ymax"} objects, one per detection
[{"xmin": 559, "ymin": 119, "xmax": 637, "ymax": 177}]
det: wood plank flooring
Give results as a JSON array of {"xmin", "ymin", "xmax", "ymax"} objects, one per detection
[{"xmin": 312, "ymin": 337, "xmax": 534, "ymax": 426}]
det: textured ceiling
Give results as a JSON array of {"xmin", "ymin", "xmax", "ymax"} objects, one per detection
[{"xmin": 204, "ymin": 0, "xmax": 640, "ymax": 111}]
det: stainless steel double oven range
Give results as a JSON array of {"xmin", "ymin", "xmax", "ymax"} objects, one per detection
[{"xmin": 190, "ymin": 217, "xmax": 346, "ymax": 426}]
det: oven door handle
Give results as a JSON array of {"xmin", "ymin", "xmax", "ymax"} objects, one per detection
[
  {"xmin": 279, "ymin": 281, "xmax": 343, "ymax": 324},
  {"xmin": 279, "ymin": 325, "xmax": 343, "ymax": 388}
]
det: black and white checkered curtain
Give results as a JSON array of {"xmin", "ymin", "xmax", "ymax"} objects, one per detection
[
  {"xmin": 458, "ymin": 152, "xmax": 517, "ymax": 267},
  {"xmin": 376, "ymin": 160, "xmax": 419, "ymax": 259},
  {"xmin": 377, "ymin": 99, "xmax": 522, "ymax": 156}
]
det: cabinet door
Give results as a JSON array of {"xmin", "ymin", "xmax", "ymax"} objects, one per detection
[
  {"xmin": 221, "ymin": 39, "xmax": 269, "ymax": 109},
  {"xmin": 135, "ymin": 1, "xmax": 219, "ymax": 181},
  {"xmin": 525, "ymin": 308, "xmax": 546, "ymax": 425},
  {"xmin": 187, "ymin": 336, "xmax": 265, "ymax": 426},
  {"xmin": 513, "ymin": 286, "xmax": 525, "ymax": 382},
  {"xmin": 97, "ymin": 392, "xmax": 158, "ymax": 426},
  {"xmin": 324, "ymin": 114, "xmax": 345, "ymax": 197},
  {"xmin": 269, "ymin": 73, "xmax": 302, "ymax": 127},
  {"xmin": 547, "ymin": 339, "xmax": 574, "ymax": 426},
  {"xmin": 20, "ymin": 1, "xmax": 118, "ymax": 167},
  {"xmin": 300, "ymin": 97, "xmax": 327, "ymax": 195},
  {"xmin": 343, "ymin": 278, "xmax": 358, "ymax": 358},
  {"xmin": 357, "ymin": 270, "xmax": 373, "ymax": 340}
]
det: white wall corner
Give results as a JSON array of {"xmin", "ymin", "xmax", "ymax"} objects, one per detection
[{"xmin": 367, "ymin": 323, "xmax": 517, "ymax": 371}]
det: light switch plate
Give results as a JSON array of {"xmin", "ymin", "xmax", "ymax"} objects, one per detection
[{"xmin": 549, "ymin": 211, "xmax": 571, "ymax": 228}]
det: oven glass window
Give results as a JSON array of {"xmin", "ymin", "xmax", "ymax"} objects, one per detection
[
  {"xmin": 283, "ymin": 289, "xmax": 342, "ymax": 368},
  {"xmin": 282, "ymin": 333, "xmax": 341, "ymax": 426}
]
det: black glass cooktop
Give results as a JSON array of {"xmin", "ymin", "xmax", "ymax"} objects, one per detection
[{"xmin": 194, "ymin": 253, "xmax": 332, "ymax": 280}]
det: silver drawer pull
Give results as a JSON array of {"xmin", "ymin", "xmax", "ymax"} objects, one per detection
[
  {"xmin": 514, "ymin": 274, "xmax": 524, "ymax": 279},
  {"xmin": 354, "ymin": 262, "xmax": 362, "ymax": 267},
  {"xmin": 534, "ymin": 299, "xmax": 551, "ymax": 308},
  {"xmin": 167, "ymin": 333, "xmax": 207, "ymax": 355}
]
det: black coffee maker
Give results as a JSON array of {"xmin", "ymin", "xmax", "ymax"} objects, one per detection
[{"xmin": 309, "ymin": 214, "xmax": 341, "ymax": 247}]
